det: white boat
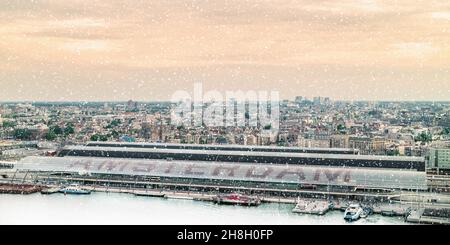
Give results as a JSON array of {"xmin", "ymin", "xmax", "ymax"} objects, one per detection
[
  {"xmin": 344, "ymin": 204, "xmax": 364, "ymax": 221},
  {"xmin": 59, "ymin": 184, "xmax": 91, "ymax": 195}
]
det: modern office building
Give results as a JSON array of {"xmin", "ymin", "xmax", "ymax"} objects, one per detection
[{"xmin": 428, "ymin": 148, "xmax": 450, "ymax": 174}]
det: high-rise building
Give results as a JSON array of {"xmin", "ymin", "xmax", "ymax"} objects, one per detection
[
  {"xmin": 428, "ymin": 144, "xmax": 450, "ymax": 174},
  {"xmin": 313, "ymin": 97, "xmax": 321, "ymax": 105},
  {"xmin": 127, "ymin": 100, "xmax": 138, "ymax": 111}
]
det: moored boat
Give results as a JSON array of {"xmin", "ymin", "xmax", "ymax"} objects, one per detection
[
  {"xmin": 344, "ymin": 204, "xmax": 364, "ymax": 221},
  {"xmin": 41, "ymin": 187, "xmax": 61, "ymax": 195},
  {"xmin": 213, "ymin": 193, "xmax": 261, "ymax": 206},
  {"xmin": 59, "ymin": 184, "xmax": 91, "ymax": 195}
]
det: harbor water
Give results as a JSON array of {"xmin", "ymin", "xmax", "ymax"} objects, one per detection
[{"xmin": 0, "ymin": 192, "xmax": 407, "ymax": 225}]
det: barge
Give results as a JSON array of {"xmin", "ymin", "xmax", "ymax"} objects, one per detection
[
  {"xmin": 213, "ymin": 193, "xmax": 261, "ymax": 206},
  {"xmin": 0, "ymin": 183, "xmax": 43, "ymax": 194}
]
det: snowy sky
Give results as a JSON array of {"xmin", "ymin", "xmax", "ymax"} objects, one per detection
[{"xmin": 1, "ymin": 0, "xmax": 449, "ymax": 101}]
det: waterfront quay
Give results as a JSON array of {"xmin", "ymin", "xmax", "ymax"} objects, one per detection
[
  {"xmin": 2, "ymin": 163, "xmax": 450, "ymax": 225},
  {"xmin": 2, "ymin": 142, "xmax": 450, "ymax": 224},
  {"xmin": 2, "ymin": 176, "xmax": 449, "ymax": 224},
  {"xmin": 0, "ymin": 191, "xmax": 409, "ymax": 225}
]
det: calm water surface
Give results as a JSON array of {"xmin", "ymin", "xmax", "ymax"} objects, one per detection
[{"xmin": 0, "ymin": 192, "xmax": 406, "ymax": 225}]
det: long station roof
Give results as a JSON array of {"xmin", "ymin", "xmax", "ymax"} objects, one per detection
[
  {"xmin": 16, "ymin": 156, "xmax": 428, "ymax": 190},
  {"xmin": 62, "ymin": 145, "xmax": 425, "ymax": 162},
  {"xmin": 58, "ymin": 145, "xmax": 425, "ymax": 171},
  {"xmin": 85, "ymin": 142, "xmax": 360, "ymax": 154}
]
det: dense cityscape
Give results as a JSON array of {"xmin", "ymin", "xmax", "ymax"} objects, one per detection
[
  {"xmin": 2, "ymin": 0, "xmax": 450, "ymax": 231},
  {"xmin": 1, "ymin": 98, "xmax": 449, "ymax": 165}
]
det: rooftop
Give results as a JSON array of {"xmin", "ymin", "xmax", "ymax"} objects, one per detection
[
  {"xmin": 85, "ymin": 141, "xmax": 359, "ymax": 154},
  {"xmin": 63, "ymin": 145, "xmax": 425, "ymax": 162},
  {"xmin": 15, "ymin": 156, "xmax": 428, "ymax": 190}
]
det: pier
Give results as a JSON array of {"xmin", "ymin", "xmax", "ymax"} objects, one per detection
[
  {"xmin": 1, "ymin": 150, "xmax": 449, "ymax": 224},
  {"xmin": 133, "ymin": 190, "xmax": 166, "ymax": 198},
  {"xmin": 0, "ymin": 183, "xmax": 43, "ymax": 194},
  {"xmin": 406, "ymin": 208, "xmax": 450, "ymax": 225},
  {"xmin": 2, "ymin": 179, "xmax": 450, "ymax": 224},
  {"xmin": 292, "ymin": 199, "xmax": 330, "ymax": 215}
]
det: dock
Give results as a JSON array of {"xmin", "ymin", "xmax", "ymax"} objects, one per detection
[
  {"xmin": 372, "ymin": 203, "xmax": 409, "ymax": 217},
  {"xmin": 0, "ymin": 183, "xmax": 43, "ymax": 194},
  {"xmin": 40, "ymin": 187, "xmax": 61, "ymax": 195},
  {"xmin": 212, "ymin": 193, "xmax": 262, "ymax": 206},
  {"xmin": 406, "ymin": 208, "xmax": 450, "ymax": 225},
  {"xmin": 292, "ymin": 199, "xmax": 330, "ymax": 215},
  {"xmin": 2, "ymin": 170, "xmax": 450, "ymax": 224},
  {"xmin": 165, "ymin": 195, "xmax": 195, "ymax": 200},
  {"xmin": 133, "ymin": 190, "xmax": 166, "ymax": 198},
  {"xmin": 193, "ymin": 196, "xmax": 214, "ymax": 202},
  {"xmin": 261, "ymin": 197, "xmax": 297, "ymax": 204}
]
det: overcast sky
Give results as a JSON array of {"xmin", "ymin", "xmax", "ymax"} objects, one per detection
[{"xmin": 1, "ymin": 0, "xmax": 449, "ymax": 101}]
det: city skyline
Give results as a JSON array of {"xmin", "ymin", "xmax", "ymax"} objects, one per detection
[
  {"xmin": 1, "ymin": 98, "xmax": 450, "ymax": 103},
  {"xmin": 1, "ymin": 0, "xmax": 450, "ymax": 102}
]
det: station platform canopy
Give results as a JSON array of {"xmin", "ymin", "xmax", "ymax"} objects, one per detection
[
  {"xmin": 16, "ymin": 156, "xmax": 428, "ymax": 190},
  {"xmin": 58, "ymin": 146, "xmax": 426, "ymax": 171},
  {"xmin": 86, "ymin": 141, "xmax": 360, "ymax": 155}
]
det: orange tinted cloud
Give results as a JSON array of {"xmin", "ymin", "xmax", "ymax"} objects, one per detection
[{"xmin": 0, "ymin": 0, "xmax": 449, "ymax": 101}]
